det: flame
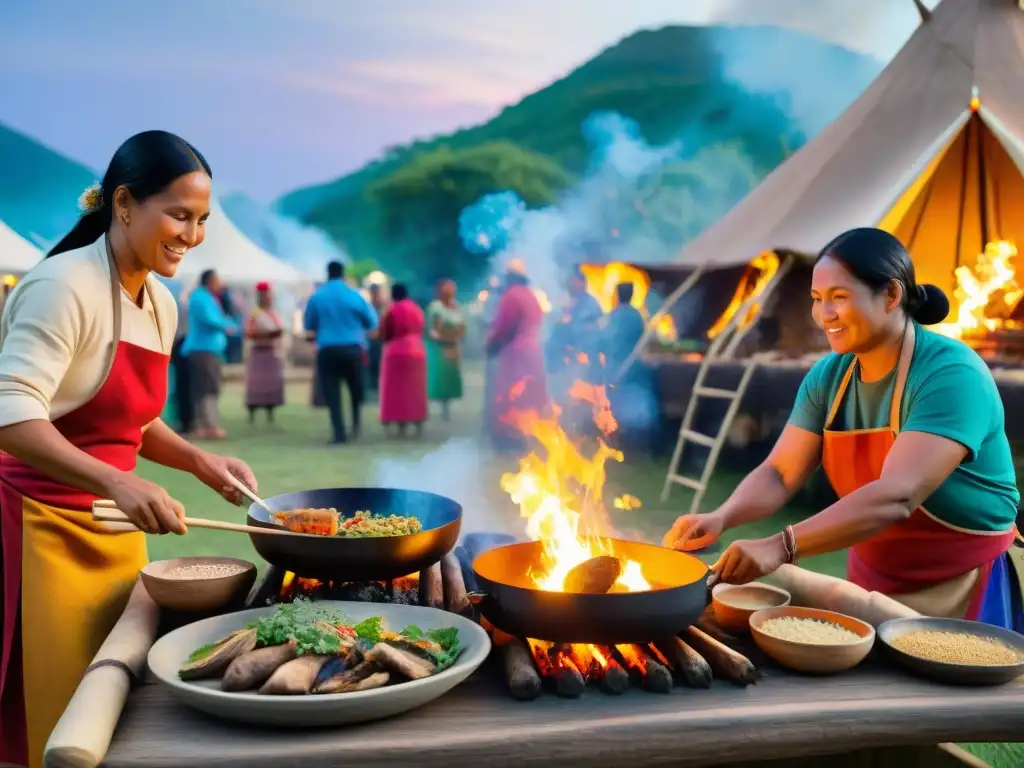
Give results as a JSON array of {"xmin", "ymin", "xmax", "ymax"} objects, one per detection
[
  {"xmin": 499, "ymin": 397, "xmax": 651, "ymax": 593},
  {"xmin": 615, "ymin": 644, "xmax": 648, "ymax": 673},
  {"xmin": 934, "ymin": 240, "xmax": 1023, "ymax": 340},
  {"xmin": 579, "ymin": 262, "xmax": 678, "ymax": 342},
  {"xmin": 566, "ymin": 380, "xmax": 618, "ymax": 435},
  {"xmin": 528, "ymin": 640, "xmax": 624, "ymax": 681},
  {"xmin": 613, "ymin": 494, "xmax": 641, "ymax": 511},
  {"xmin": 706, "ymin": 251, "xmax": 780, "ymax": 340}
]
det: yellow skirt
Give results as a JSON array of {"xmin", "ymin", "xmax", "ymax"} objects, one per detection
[{"xmin": 1, "ymin": 488, "xmax": 145, "ymax": 768}]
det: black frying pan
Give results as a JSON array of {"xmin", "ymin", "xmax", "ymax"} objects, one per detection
[
  {"xmin": 473, "ymin": 539, "xmax": 712, "ymax": 644},
  {"xmin": 247, "ymin": 487, "xmax": 462, "ymax": 581}
]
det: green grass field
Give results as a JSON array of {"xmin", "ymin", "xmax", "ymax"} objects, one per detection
[{"xmin": 138, "ymin": 366, "xmax": 1015, "ymax": 766}]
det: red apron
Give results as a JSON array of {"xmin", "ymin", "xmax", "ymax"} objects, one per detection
[
  {"xmin": 821, "ymin": 321, "xmax": 1017, "ymax": 619},
  {"xmin": 0, "ymin": 245, "xmax": 168, "ymax": 768}
]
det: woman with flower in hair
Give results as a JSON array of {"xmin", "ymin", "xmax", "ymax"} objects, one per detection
[
  {"xmin": 0, "ymin": 131, "xmax": 257, "ymax": 767},
  {"xmin": 244, "ymin": 281, "xmax": 286, "ymax": 425}
]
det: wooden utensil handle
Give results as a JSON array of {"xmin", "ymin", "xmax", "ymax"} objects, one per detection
[{"xmin": 91, "ymin": 501, "xmax": 306, "ymax": 537}]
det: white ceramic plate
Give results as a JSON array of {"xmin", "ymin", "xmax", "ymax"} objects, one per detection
[{"xmin": 148, "ymin": 600, "xmax": 491, "ymax": 727}]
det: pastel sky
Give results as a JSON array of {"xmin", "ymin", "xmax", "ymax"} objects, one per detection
[{"xmin": 0, "ymin": 0, "xmax": 936, "ymax": 200}]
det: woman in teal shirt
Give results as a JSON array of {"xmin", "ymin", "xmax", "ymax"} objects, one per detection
[{"xmin": 665, "ymin": 228, "xmax": 1022, "ymax": 628}]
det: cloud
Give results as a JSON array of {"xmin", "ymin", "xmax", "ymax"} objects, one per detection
[{"xmin": 340, "ymin": 58, "xmax": 533, "ymax": 109}]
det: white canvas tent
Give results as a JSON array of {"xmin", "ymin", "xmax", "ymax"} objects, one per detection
[
  {"xmin": 673, "ymin": 0, "xmax": 1024, "ymax": 301},
  {"xmin": 0, "ymin": 219, "xmax": 43, "ymax": 274},
  {"xmin": 173, "ymin": 198, "xmax": 310, "ymax": 286}
]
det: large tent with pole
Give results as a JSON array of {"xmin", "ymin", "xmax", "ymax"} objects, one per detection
[
  {"xmin": 637, "ymin": 0, "xmax": 1024, "ymax": 510},
  {"xmin": 664, "ymin": 0, "xmax": 1024, "ymax": 309}
]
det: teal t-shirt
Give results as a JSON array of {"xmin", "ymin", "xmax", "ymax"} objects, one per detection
[{"xmin": 788, "ymin": 323, "xmax": 1019, "ymax": 532}]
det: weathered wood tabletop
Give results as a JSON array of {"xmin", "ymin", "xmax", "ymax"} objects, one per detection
[{"xmin": 100, "ymin": 654, "xmax": 1024, "ymax": 768}]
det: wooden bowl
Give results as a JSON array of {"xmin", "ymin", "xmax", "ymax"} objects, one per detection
[
  {"xmin": 749, "ymin": 606, "xmax": 875, "ymax": 675},
  {"xmin": 712, "ymin": 582, "xmax": 791, "ymax": 634},
  {"xmin": 141, "ymin": 557, "xmax": 257, "ymax": 613}
]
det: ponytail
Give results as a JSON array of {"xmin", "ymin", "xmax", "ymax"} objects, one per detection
[{"xmin": 47, "ymin": 207, "xmax": 113, "ymax": 257}]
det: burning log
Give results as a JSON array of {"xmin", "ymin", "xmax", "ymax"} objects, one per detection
[
  {"xmin": 641, "ymin": 652, "xmax": 673, "ymax": 693},
  {"xmin": 551, "ymin": 655, "xmax": 587, "ymax": 698},
  {"xmin": 528, "ymin": 641, "xmax": 586, "ymax": 698},
  {"xmin": 418, "ymin": 562, "xmax": 445, "ymax": 610},
  {"xmin": 441, "ymin": 553, "xmax": 472, "ymax": 616},
  {"xmin": 683, "ymin": 625, "xmax": 758, "ymax": 686},
  {"xmin": 614, "ymin": 644, "xmax": 672, "ymax": 693},
  {"xmin": 654, "ymin": 636, "xmax": 712, "ymax": 689},
  {"xmin": 563, "ymin": 556, "xmax": 622, "ymax": 594},
  {"xmin": 592, "ymin": 646, "xmax": 629, "ymax": 695},
  {"xmin": 497, "ymin": 635, "xmax": 542, "ymax": 701},
  {"xmin": 563, "ymin": 644, "xmax": 629, "ymax": 696}
]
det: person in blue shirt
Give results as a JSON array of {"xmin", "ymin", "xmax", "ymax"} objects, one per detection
[
  {"xmin": 304, "ymin": 261, "xmax": 378, "ymax": 443},
  {"xmin": 182, "ymin": 268, "xmax": 239, "ymax": 439},
  {"xmin": 602, "ymin": 282, "xmax": 657, "ymax": 450}
]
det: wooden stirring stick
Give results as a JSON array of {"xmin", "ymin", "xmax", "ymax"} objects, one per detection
[
  {"xmin": 91, "ymin": 500, "xmax": 312, "ymax": 537},
  {"xmin": 225, "ymin": 475, "xmax": 274, "ymax": 514}
]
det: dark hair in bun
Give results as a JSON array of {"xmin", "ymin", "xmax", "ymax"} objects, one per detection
[{"xmin": 816, "ymin": 227, "xmax": 950, "ymax": 325}]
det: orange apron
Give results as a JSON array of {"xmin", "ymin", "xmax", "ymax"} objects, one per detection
[
  {"xmin": 820, "ymin": 321, "xmax": 1018, "ymax": 619},
  {"xmin": 0, "ymin": 245, "xmax": 168, "ymax": 768}
]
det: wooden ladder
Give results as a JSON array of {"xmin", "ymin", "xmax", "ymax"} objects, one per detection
[{"xmin": 660, "ymin": 256, "xmax": 793, "ymax": 513}]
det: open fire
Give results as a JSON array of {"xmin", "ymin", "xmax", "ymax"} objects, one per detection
[
  {"xmin": 580, "ymin": 262, "xmax": 677, "ymax": 342},
  {"xmin": 498, "ymin": 380, "xmax": 652, "ymax": 594},
  {"xmin": 934, "ymin": 240, "xmax": 1023, "ymax": 343}
]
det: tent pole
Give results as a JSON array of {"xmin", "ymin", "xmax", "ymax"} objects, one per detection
[
  {"xmin": 954, "ymin": 118, "xmax": 972, "ymax": 270},
  {"xmin": 976, "ymin": 115, "xmax": 990, "ymax": 248},
  {"xmin": 911, "ymin": 0, "xmax": 931, "ymax": 23}
]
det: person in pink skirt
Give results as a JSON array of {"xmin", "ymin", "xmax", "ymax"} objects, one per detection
[{"xmin": 378, "ymin": 283, "xmax": 428, "ymax": 437}]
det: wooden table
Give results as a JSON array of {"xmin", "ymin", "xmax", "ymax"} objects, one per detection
[{"xmin": 101, "ymin": 654, "xmax": 1023, "ymax": 768}]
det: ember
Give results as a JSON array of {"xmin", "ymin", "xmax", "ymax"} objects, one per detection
[{"xmin": 278, "ymin": 571, "xmax": 421, "ymax": 605}]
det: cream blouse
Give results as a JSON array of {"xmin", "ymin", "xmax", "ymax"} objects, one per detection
[{"xmin": 0, "ymin": 238, "xmax": 177, "ymax": 428}]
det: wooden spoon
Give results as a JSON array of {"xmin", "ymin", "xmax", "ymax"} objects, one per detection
[
  {"xmin": 91, "ymin": 500, "xmax": 313, "ymax": 537},
  {"xmin": 225, "ymin": 475, "xmax": 274, "ymax": 515}
]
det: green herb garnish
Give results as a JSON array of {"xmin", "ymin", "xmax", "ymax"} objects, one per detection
[
  {"xmin": 246, "ymin": 598, "xmax": 346, "ymax": 653},
  {"xmin": 399, "ymin": 624, "xmax": 463, "ymax": 671},
  {"xmin": 353, "ymin": 616, "xmax": 383, "ymax": 645}
]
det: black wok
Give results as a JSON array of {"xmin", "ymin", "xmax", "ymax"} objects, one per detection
[
  {"xmin": 473, "ymin": 539, "xmax": 711, "ymax": 644},
  {"xmin": 247, "ymin": 487, "xmax": 462, "ymax": 581}
]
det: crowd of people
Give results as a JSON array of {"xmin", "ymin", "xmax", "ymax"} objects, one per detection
[{"xmin": 165, "ymin": 254, "xmax": 654, "ymax": 452}]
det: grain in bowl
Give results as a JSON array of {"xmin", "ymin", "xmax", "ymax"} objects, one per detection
[
  {"xmin": 164, "ymin": 562, "xmax": 250, "ymax": 580},
  {"xmin": 890, "ymin": 630, "xmax": 1021, "ymax": 666},
  {"xmin": 758, "ymin": 616, "xmax": 862, "ymax": 645}
]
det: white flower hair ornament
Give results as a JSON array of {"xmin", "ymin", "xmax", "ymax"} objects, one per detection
[{"xmin": 78, "ymin": 182, "xmax": 104, "ymax": 213}]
